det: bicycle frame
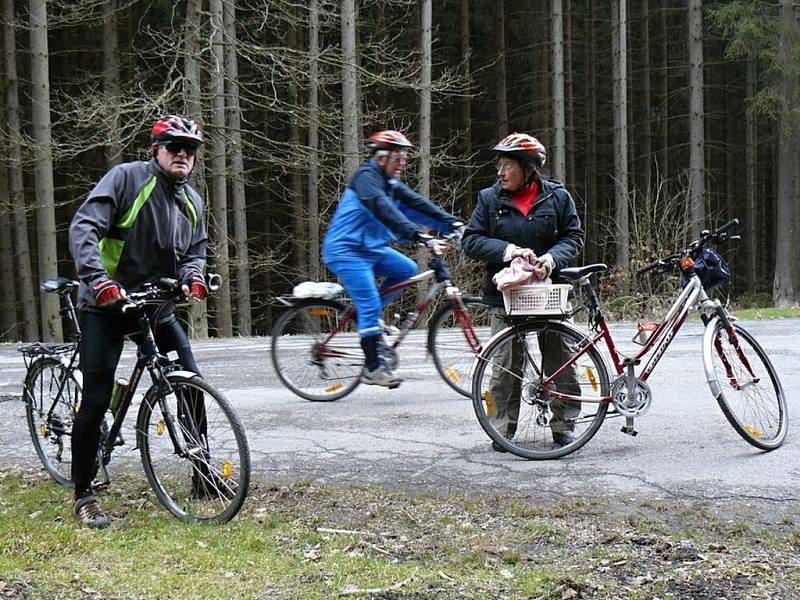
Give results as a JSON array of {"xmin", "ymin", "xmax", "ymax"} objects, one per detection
[
  {"xmin": 315, "ymin": 253, "xmax": 482, "ymax": 359},
  {"xmin": 529, "ymin": 272, "xmax": 718, "ymax": 405},
  {"xmin": 98, "ymin": 306, "xmax": 194, "ymax": 470}
]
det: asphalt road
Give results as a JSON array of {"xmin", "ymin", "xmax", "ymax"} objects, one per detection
[{"xmin": 1, "ymin": 319, "xmax": 799, "ymax": 515}]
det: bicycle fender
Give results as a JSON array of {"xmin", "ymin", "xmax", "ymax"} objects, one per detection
[
  {"xmin": 165, "ymin": 370, "xmax": 200, "ymax": 381},
  {"xmin": 469, "ymin": 318, "xmax": 600, "ymax": 381},
  {"xmin": 702, "ymin": 316, "xmax": 723, "ymax": 399}
]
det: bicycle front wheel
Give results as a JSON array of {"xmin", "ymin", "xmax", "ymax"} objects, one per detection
[
  {"xmin": 270, "ymin": 300, "xmax": 362, "ymax": 401},
  {"xmin": 427, "ymin": 296, "xmax": 490, "ymax": 397},
  {"xmin": 703, "ymin": 318, "xmax": 787, "ymax": 450},
  {"xmin": 24, "ymin": 357, "xmax": 80, "ymax": 486},
  {"xmin": 472, "ymin": 320, "xmax": 610, "ymax": 459},
  {"xmin": 137, "ymin": 373, "xmax": 250, "ymax": 523}
]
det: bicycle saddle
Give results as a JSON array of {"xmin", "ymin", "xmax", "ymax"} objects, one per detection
[
  {"xmin": 558, "ymin": 264, "xmax": 608, "ymax": 282},
  {"xmin": 40, "ymin": 278, "xmax": 79, "ymax": 294}
]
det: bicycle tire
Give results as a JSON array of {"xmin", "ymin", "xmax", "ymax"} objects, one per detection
[
  {"xmin": 471, "ymin": 319, "xmax": 610, "ymax": 459},
  {"xmin": 24, "ymin": 357, "xmax": 80, "ymax": 486},
  {"xmin": 270, "ymin": 300, "xmax": 362, "ymax": 401},
  {"xmin": 703, "ymin": 318, "xmax": 787, "ymax": 450},
  {"xmin": 427, "ymin": 296, "xmax": 490, "ymax": 397},
  {"xmin": 137, "ymin": 373, "xmax": 250, "ymax": 523}
]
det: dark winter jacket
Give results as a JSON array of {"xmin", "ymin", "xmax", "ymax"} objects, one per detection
[
  {"xmin": 322, "ymin": 159, "xmax": 458, "ymax": 262},
  {"xmin": 69, "ymin": 158, "xmax": 208, "ymax": 309},
  {"xmin": 462, "ymin": 177, "xmax": 583, "ymax": 307}
]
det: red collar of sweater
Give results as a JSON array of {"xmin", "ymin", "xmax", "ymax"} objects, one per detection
[{"xmin": 509, "ymin": 180, "xmax": 540, "ymax": 216}]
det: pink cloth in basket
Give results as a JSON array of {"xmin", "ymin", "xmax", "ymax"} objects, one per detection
[{"xmin": 492, "ymin": 257, "xmax": 547, "ymax": 290}]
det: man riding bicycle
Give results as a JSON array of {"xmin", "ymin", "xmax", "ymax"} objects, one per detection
[
  {"xmin": 68, "ymin": 114, "xmax": 210, "ymax": 528},
  {"xmin": 322, "ymin": 130, "xmax": 462, "ymax": 388}
]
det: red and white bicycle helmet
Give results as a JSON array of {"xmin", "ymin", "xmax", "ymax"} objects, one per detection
[
  {"xmin": 492, "ymin": 133, "xmax": 546, "ymax": 168},
  {"xmin": 366, "ymin": 130, "xmax": 413, "ymax": 153},
  {"xmin": 151, "ymin": 114, "xmax": 204, "ymax": 145}
]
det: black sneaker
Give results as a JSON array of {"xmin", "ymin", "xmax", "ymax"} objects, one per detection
[
  {"xmin": 552, "ymin": 431, "xmax": 576, "ymax": 447},
  {"xmin": 74, "ymin": 493, "xmax": 110, "ymax": 529}
]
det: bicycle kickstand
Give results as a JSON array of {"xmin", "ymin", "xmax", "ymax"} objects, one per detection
[
  {"xmin": 92, "ymin": 449, "xmax": 112, "ymax": 490},
  {"xmin": 620, "ymin": 359, "xmax": 639, "ymax": 437}
]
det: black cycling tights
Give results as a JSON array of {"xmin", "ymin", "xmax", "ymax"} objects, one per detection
[{"xmin": 71, "ymin": 311, "xmax": 200, "ymax": 496}]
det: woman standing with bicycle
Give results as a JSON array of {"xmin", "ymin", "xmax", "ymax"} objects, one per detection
[
  {"xmin": 68, "ymin": 115, "xmax": 211, "ymax": 528},
  {"xmin": 322, "ymin": 130, "xmax": 461, "ymax": 388},
  {"xmin": 462, "ymin": 133, "xmax": 584, "ymax": 452}
]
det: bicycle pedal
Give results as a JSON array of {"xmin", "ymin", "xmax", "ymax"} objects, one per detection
[{"xmin": 621, "ymin": 425, "xmax": 638, "ymax": 437}]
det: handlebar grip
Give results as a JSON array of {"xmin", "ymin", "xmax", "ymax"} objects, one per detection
[
  {"xmin": 636, "ymin": 261, "xmax": 662, "ymax": 276},
  {"xmin": 207, "ymin": 273, "xmax": 222, "ymax": 291},
  {"xmin": 714, "ymin": 218, "xmax": 739, "ymax": 236},
  {"xmin": 158, "ymin": 277, "xmax": 179, "ymax": 291}
]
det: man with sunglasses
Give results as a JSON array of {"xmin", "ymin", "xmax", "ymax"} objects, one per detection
[{"xmin": 68, "ymin": 114, "xmax": 209, "ymax": 528}]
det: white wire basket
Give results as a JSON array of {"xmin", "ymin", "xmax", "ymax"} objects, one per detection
[{"xmin": 502, "ymin": 284, "xmax": 571, "ymax": 315}]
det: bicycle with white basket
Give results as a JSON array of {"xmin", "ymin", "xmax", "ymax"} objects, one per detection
[{"xmin": 471, "ymin": 219, "xmax": 787, "ymax": 459}]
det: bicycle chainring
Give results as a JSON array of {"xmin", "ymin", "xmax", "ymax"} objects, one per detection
[{"xmin": 610, "ymin": 375, "xmax": 652, "ymax": 417}]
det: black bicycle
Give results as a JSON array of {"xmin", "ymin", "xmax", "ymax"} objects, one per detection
[{"xmin": 19, "ymin": 276, "xmax": 250, "ymax": 523}]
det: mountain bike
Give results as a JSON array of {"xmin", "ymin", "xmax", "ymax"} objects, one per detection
[
  {"xmin": 471, "ymin": 219, "xmax": 787, "ymax": 459},
  {"xmin": 270, "ymin": 235, "xmax": 489, "ymax": 401},
  {"xmin": 19, "ymin": 276, "xmax": 251, "ymax": 523}
]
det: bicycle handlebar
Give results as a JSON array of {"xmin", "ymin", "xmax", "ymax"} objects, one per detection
[
  {"xmin": 123, "ymin": 273, "xmax": 222, "ymax": 310},
  {"xmin": 635, "ymin": 219, "xmax": 739, "ymax": 277}
]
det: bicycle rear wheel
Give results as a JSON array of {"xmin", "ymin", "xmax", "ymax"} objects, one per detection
[
  {"xmin": 703, "ymin": 318, "xmax": 787, "ymax": 450},
  {"xmin": 24, "ymin": 357, "xmax": 80, "ymax": 486},
  {"xmin": 137, "ymin": 373, "xmax": 250, "ymax": 523},
  {"xmin": 270, "ymin": 300, "xmax": 362, "ymax": 401},
  {"xmin": 472, "ymin": 320, "xmax": 610, "ymax": 459},
  {"xmin": 427, "ymin": 296, "xmax": 490, "ymax": 398}
]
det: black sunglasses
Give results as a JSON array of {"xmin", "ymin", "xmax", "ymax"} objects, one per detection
[{"xmin": 160, "ymin": 141, "xmax": 198, "ymax": 156}]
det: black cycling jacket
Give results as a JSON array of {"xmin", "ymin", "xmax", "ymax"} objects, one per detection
[
  {"xmin": 462, "ymin": 177, "xmax": 584, "ymax": 307},
  {"xmin": 69, "ymin": 159, "xmax": 207, "ymax": 309}
]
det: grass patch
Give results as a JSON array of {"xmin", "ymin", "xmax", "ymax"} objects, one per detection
[
  {"xmin": 1, "ymin": 467, "xmax": 799, "ymax": 599},
  {"xmin": 731, "ymin": 306, "xmax": 800, "ymax": 319}
]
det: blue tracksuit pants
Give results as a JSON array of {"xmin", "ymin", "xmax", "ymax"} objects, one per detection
[{"xmin": 324, "ymin": 246, "xmax": 417, "ymax": 338}]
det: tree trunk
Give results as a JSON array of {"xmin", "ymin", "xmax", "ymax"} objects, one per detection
[
  {"xmin": 773, "ymin": 0, "xmax": 798, "ymax": 306},
  {"xmin": 551, "ymin": 0, "xmax": 566, "ymax": 181},
  {"xmin": 208, "ymin": 0, "xmax": 233, "ymax": 336},
  {"xmin": 659, "ymin": 0, "xmax": 669, "ymax": 187},
  {"xmin": 0, "ymin": 151, "xmax": 18, "ymax": 340},
  {"xmin": 224, "ymin": 0, "xmax": 251, "ymax": 336},
  {"xmin": 289, "ymin": 22, "xmax": 306, "ymax": 280},
  {"xmin": 584, "ymin": 0, "xmax": 597, "ymax": 264},
  {"xmin": 307, "ymin": 0, "xmax": 321, "ymax": 281},
  {"xmin": 102, "ymin": 0, "xmax": 121, "ymax": 167},
  {"xmin": 611, "ymin": 0, "xmax": 629, "ymax": 273},
  {"xmin": 183, "ymin": 0, "xmax": 209, "ymax": 339},
  {"xmin": 29, "ymin": 0, "xmax": 62, "ymax": 342},
  {"xmin": 3, "ymin": 0, "xmax": 37, "ymax": 340},
  {"xmin": 419, "ymin": 0, "xmax": 432, "ymax": 198},
  {"xmin": 341, "ymin": 0, "xmax": 359, "ymax": 178},
  {"xmin": 461, "ymin": 0, "xmax": 473, "ymax": 210},
  {"xmin": 564, "ymin": 0, "xmax": 574, "ymax": 186},
  {"xmin": 494, "ymin": 0, "xmax": 507, "ymax": 138},
  {"xmin": 745, "ymin": 55, "xmax": 757, "ymax": 291},
  {"xmin": 639, "ymin": 0, "xmax": 652, "ymax": 196},
  {"xmin": 687, "ymin": 0, "xmax": 706, "ymax": 238}
]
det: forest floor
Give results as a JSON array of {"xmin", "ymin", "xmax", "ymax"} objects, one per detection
[{"xmin": 1, "ymin": 466, "xmax": 798, "ymax": 600}]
